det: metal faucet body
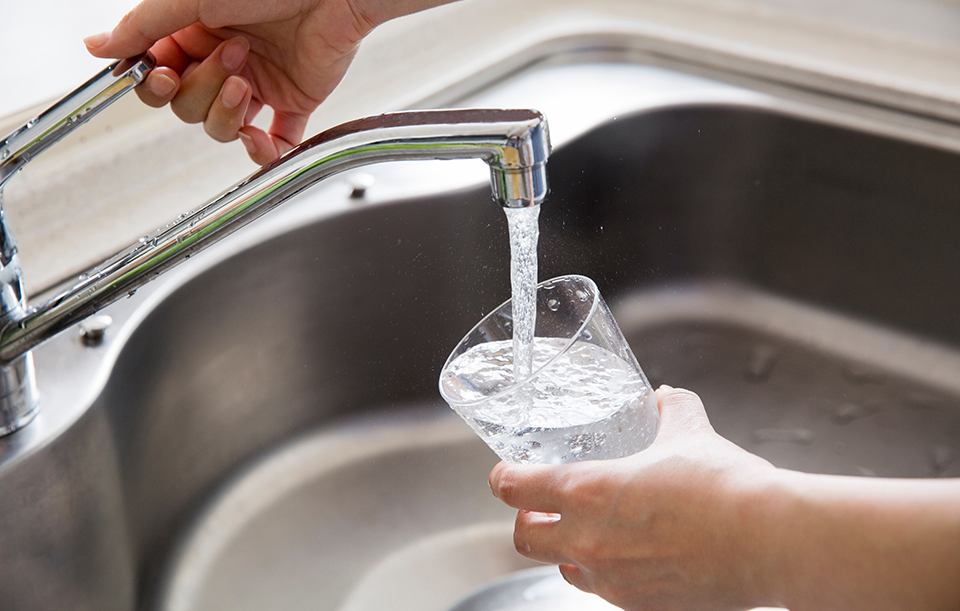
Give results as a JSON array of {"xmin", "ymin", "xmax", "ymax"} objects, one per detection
[{"xmin": 0, "ymin": 55, "xmax": 550, "ymax": 436}]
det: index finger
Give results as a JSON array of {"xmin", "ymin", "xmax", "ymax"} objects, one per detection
[
  {"xmin": 85, "ymin": 0, "xmax": 201, "ymax": 59},
  {"xmin": 489, "ymin": 462, "xmax": 568, "ymax": 514}
]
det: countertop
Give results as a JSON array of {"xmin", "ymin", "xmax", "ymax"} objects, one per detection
[{"xmin": 4, "ymin": 0, "xmax": 960, "ymax": 291}]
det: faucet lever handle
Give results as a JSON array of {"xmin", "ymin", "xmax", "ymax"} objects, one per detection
[{"xmin": 0, "ymin": 53, "xmax": 155, "ymax": 188}]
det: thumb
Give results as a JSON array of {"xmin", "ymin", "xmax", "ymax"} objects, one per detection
[
  {"xmin": 650, "ymin": 385, "xmax": 714, "ymax": 446},
  {"xmin": 84, "ymin": 0, "xmax": 200, "ymax": 59}
]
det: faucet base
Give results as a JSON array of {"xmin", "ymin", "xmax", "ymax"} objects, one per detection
[{"xmin": 0, "ymin": 353, "xmax": 38, "ymax": 437}]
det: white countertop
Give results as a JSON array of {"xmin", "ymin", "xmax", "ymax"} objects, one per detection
[{"xmin": 4, "ymin": 0, "xmax": 960, "ymax": 291}]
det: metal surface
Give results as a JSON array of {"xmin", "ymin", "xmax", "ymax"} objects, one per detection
[
  {"xmin": 0, "ymin": 108, "xmax": 550, "ymax": 364},
  {"xmin": 447, "ymin": 567, "xmax": 617, "ymax": 611},
  {"xmin": 0, "ymin": 55, "xmax": 155, "ymax": 434},
  {"xmin": 0, "ymin": 58, "xmax": 550, "ymax": 436},
  {"xmin": 2, "ymin": 55, "xmax": 960, "ymax": 611}
]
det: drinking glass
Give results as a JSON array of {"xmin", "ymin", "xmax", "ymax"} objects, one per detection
[{"xmin": 439, "ymin": 275, "xmax": 659, "ymax": 464}]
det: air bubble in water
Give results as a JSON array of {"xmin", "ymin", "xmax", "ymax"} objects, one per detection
[{"xmin": 546, "ymin": 298, "xmax": 560, "ymax": 312}]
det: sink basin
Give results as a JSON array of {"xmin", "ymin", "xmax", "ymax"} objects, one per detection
[{"xmin": 3, "ymin": 46, "xmax": 960, "ymax": 611}]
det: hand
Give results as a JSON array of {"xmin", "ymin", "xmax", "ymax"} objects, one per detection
[
  {"xmin": 83, "ymin": 0, "xmax": 452, "ymax": 164},
  {"xmin": 488, "ymin": 387, "xmax": 780, "ymax": 611}
]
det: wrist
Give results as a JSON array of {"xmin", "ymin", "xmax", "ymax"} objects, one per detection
[
  {"xmin": 725, "ymin": 465, "xmax": 794, "ymax": 609},
  {"xmin": 351, "ymin": 0, "xmax": 459, "ymax": 30}
]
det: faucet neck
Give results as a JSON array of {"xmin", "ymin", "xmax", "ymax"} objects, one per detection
[{"xmin": 0, "ymin": 59, "xmax": 550, "ymax": 438}]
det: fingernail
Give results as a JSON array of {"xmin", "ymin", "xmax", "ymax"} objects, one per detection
[
  {"xmin": 220, "ymin": 76, "xmax": 247, "ymax": 109},
  {"xmin": 657, "ymin": 384, "xmax": 674, "ymax": 392},
  {"xmin": 238, "ymin": 131, "xmax": 256, "ymax": 155},
  {"xmin": 221, "ymin": 38, "xmax": 249, "ymax": 71},
  {"xmin": 149, "ymin": 73, "xmax": 177, "ymax": 97},
  {"xmin": 83, "ymin": 32, "xmax": 110, "ymax": 51}
]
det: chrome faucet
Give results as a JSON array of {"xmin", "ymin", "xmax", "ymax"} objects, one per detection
[{"xmin": 0, "ymin": 54, "xmax": 550, "ymax": 436}]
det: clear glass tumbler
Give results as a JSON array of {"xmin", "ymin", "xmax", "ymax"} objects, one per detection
[{"xmin": 439, "ymin": 275, "xmax": 659, "ymax": 464}]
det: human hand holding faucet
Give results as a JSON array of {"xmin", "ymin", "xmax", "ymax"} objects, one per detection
[{"xmin": 84, "ymin": 0, "xmax": 456, "ymax": 165}]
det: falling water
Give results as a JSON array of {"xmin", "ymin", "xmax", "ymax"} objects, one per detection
[{"xmin": 504, "ymin": 205, "xmax": 540, "ymax": 381}]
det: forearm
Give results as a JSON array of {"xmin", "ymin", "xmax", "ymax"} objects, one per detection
[
  {"xmin": 756, "ymin": 471, "xmax": 960, "ymax": 610},
  {"xmin": 353, "ymin": 0, "xmax": 462, "ymax": 29}
]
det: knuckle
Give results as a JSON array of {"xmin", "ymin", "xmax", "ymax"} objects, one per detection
[
  {"xmin": 512, "ymin": 524, "xmax": 532, "ymax": 556},
  {"xmin": 495, "ymin": 469, "xmax": 521, "ymax": 505},
  {"xmin": 171, "ymin": 99, "xmax": 205, "ymax": 124},
  {"xmin": 203, "ymin": 121, "xmax": 236, "ymax": 143},
  {"xmin": 570, "ymin": 534, "xmax": 603, "ymax": 566}
]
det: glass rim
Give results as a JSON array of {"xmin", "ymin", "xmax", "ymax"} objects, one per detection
[{"xmin": 439, "ymin": 274, "xmax": 601, "ymax": 408}]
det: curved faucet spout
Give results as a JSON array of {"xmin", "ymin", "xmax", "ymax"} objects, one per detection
[{"xmin": 0, "ymin": 98, "xmax": 551, "ymax": 434}]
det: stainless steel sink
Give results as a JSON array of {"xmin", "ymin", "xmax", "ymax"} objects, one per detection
[{"xmin": 3, "ymin": 46, "xmax": 960, "ymax": 611}]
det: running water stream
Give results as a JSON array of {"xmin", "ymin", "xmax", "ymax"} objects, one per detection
[{"xmin": 504, "ymin": 206, "xmax": 541, "ymax": 381}]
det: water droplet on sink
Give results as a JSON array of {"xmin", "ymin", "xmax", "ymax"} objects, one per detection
[
  {"xmin": 929, "ymin": 445, "xmax": 955, "ymax": 476},
  {"xmin": 752, "ymin": 428, "xmax": 814, "ymax": 445},
  {"xmin": 575, "ymin": 290, "xmax": 588, "ymax": 301},
  {"xmin": 831, "ymin": 402, "xmax": 877, "ymax": 425},
  {"xmin": 542, "ymin": 281, "xmax": 556, "ymax": 290},
  {"xmin": 1, "ymin": 148, "xmax": 9, "ymax": 160},
  {"xmin": 78, "ymin": 272, "xmax": 89, "ymax": 281},
  {"xmin": 743, "ymin": 344, "xmax": 780, "ymax": 383},
  {"xmin": 138, "ymin": 235, "xmax": 149, "ymax": 244},
  {"xmin": 546, "ymin": 298, "xmax": 560, "ymax": 312}
]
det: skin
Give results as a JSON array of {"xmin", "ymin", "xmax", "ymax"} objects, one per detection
[
  {"xmin": 84, "ymin": 0, "xmax": 457, "ymax": 165},
  {"xmin": 489, "ymin": 386, "xmax": 960, "ymax": 611}
]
